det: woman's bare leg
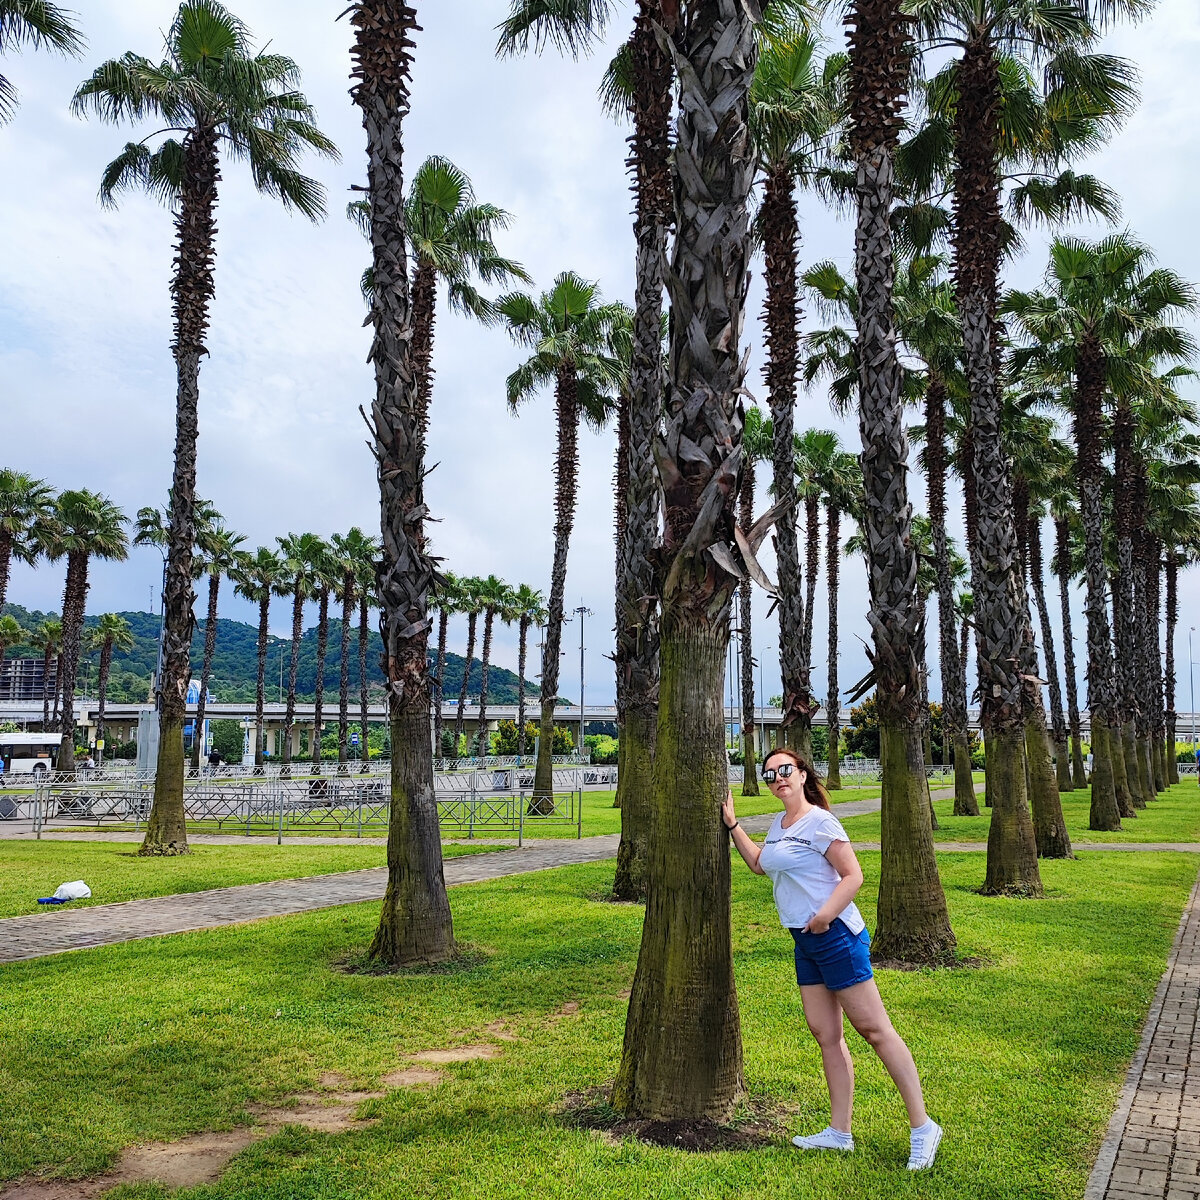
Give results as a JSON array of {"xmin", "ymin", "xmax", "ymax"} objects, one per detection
[
  {"xmin": 837, "ymin": 978, "xmax": 927, "ymax": 1127},
  {"xmin": 800, "ymin": 984, "xmax": 855, "ymax": 1132}
]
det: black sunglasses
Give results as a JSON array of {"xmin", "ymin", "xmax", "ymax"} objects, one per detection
[{"xmin": 762, "ymin": 762, "xmax": 799, "ymax": 784}]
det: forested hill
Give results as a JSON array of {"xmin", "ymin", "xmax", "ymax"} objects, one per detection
[{"xmin": 1, "ymin": 603, "xmax": 539, "ymax": 705}]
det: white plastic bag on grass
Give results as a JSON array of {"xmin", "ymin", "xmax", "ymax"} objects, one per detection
[{"xmin": 52, "ymin": 880, "xmax": 91, "ymax": 900}]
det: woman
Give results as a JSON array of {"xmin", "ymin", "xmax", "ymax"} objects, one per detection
[{"xmin": 722, "ymin": 746, "xmax": 942, "ymax": 1170}]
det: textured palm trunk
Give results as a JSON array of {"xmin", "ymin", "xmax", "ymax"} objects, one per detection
[
  {"xmin": 358, "ymin": 593, "xmax": 370, "ymax": 773},
  {"xmin": 1165, "ymin": 551, "xmax": 1179, "ymax": 784},
  {"xmin": 453, "ymin": 611, "xmax": 476, "ymax": 755},
  {"xmin": 1026, "ymin": 517, "xmax": 1072, "ymax": 791},
  {"xmin": 925, "ymin": 374, "xmax": 976, "ymax": 814},
  {"xmin": 916, "ymin": 595, "xmax": 938, "ymax": 831},
  {"xmin": 52, "ymin": 654, "xmax": 61, "ymax": 729},
  {"xmin": 1075, "ymin": 334, "xmax": 1121, "ymax": 830},
  {"xmin": 802, "ymin": 492, "xmax": 819, "ymax": 674},
  {"xmin": 1108, "ymin": 582, "xmax": 1137, "ymax": 818},
  {"xmin": 738, "ymin": 466, "xmax": 758, "ymax": 795},
  {"xmin": 1055, "ymin": 516, "xmax": 1088, "ymax": 787},
  {"xmin": 55, "ymin": 552, "xmax": 87, "ymax": 776},
  {"xmin": 760, "ymin": 165, "xmax": 811, "ymax": 757},
  {"xmin": 190, "ymin": 572, "xmax": 221, "ymax": 773},
  {"xmin": 475, "ymin": 609, "xmax": 495, "ymax": 757},
  {"xmin": 433, "ymin": 606, "xmax": 447, "ymax": 760},
  {"xmin": 254, "ymin": 596, "xmax": 268, "ymax": 769},
  {"xmin": 614, "ymin": 0, "xmax": 754, "ymax": 1119},
  {"xmin": 847, "ymin": 0, "xmax": 958, "ymax": 951},
  {"xmin": 411, "ymin": 260, "xmax": 437, "ymax": 436},
  {"xmin": 312, "ymin": 588, "xmax": 329, "ymax": 775},
  {"xmin": 1144, "ymin": 532, "xmax": 1168, "ymax": 792},
  {"xmin": 281, "ymin": 588, "xmax": 304, "ymax": 778},
  {"xmin": 953, "ymin": 39, "xmax": 1040, "ymax": 895},
  {"xmin": 95, "ymin": 638, "xmax": 113, "ymax": 766},
  {"xmin": 338, "ymin": 573, "xmax": 354, "ymax": 773},
  {"xmin": 1112, "ymin": 398, "xmax": 1144, "ymax": 809},
  {"xmin": 517, "ymin": 618, "xmax": 530, "ymax": 759},
  {"xmin": 144, "ymin": 128, "xmax": 219, "ymax": 853},
  {"xmin": 825, "ymin": 504, "xmax": 843, "ymax": 789},
  {"xmin": 41, "ymin": 642, "xmax": 53, "ymax": 728},
  {"xmin": 353, "ymin": 0, "xmax": 455, "ymax": 967},
  {"xmin": 533, "ymin": 366, "xmax": 579, "ymax": 807}
]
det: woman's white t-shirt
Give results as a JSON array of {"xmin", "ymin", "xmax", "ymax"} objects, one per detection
[{"xmin": 757, "ymin": 808, "xmax": 866, "ymax": 934}]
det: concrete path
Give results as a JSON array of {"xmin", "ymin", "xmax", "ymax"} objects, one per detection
[{"xmin": 1086, "ymin": 866, "xmax": 1200, "ymax": 1200}]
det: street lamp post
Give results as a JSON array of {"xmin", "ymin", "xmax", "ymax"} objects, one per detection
[
  {"xmin": 572, "ymin": 604, "xmax": 592, "ymax": 761},
  {"xmin": 1191, "ymin": 626, "xmax": 1196, "ymax": 782}
]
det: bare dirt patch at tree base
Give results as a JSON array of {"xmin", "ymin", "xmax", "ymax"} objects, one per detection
[
  {"xmin": 381, "ymin": 1067, "xmax": 442, "ymax": 1087},
  {"xmin": 410, "ymin": 1044, "xmax": 502, "ymax": 1064},
  {"xmin": 559, "ymin": 1089, "xmax": 786, "ymax": 1153}
]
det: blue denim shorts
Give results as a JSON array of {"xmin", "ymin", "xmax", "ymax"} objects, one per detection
[{"xmin": 790, "ymin": 919, "xmax": 874, "ymax": 991}]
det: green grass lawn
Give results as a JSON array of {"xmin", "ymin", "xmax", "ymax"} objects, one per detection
[
  {"xmin": 839, "ymin": 778, "xmax": 1200, "ymax": 845},
  {"xmin": 0, "ymin": 841, "xmax": 507, "ymax": 920},
  {"xmin": 0, "ymin": 848, "xmax": 1192, "ymax": 1199}
]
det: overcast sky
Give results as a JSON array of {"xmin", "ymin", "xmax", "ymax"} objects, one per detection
[{"xmin": 2, "ymin": 0, "xmax": 1199, "ymax": 715}]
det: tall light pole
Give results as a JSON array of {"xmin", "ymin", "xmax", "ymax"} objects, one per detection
[
  {"xmin": 572, "ymin": 604, "xmax": 592, "ymax": 760},
  {"xmin": 1191, "ymin": 626, "xmax": 1196, "ymax": 775}
]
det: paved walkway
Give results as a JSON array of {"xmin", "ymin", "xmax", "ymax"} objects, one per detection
[{"xmin": 1086, "ymin": 866, "xmax": 1200, "ymax": 1200}]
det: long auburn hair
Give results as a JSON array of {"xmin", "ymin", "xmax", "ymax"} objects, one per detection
[{"xmin": 761, "ymin": 747, "xmax": 831, "ymax": 810}]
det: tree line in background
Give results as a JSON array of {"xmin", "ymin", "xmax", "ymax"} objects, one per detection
[{"xmin": 5, "ymin": 0, "xmax": 1200, "ymax": 1128}]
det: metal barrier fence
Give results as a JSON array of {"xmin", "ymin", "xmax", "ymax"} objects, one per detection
[{"xmin": 9, "ymin": 763, "xmax": 586, "ymax": 845}]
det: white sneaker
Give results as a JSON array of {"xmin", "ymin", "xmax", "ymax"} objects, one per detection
[
  {"xmin": 791, "ymin": 1126, "xmax": 854, "ymax": 1152},
  {"xmin": 908, "ymin": 1120, "xmax": 943, "ymax": 1170}
]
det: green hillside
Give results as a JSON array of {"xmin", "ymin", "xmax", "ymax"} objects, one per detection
[{"xmin": 1, "ymin": 603, "xmax": 539, "ymax": 705}]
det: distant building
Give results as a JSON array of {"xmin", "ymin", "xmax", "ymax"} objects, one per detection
[{"xmin": 0, "ymin": 657, "xmax": 56, "ymax": 703}]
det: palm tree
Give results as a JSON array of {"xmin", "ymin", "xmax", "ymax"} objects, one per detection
[
  {"xmin": 840, "ymin": 0, "xmax": 958, "ymax": 957},
  {"xmin": 230, "ymin": 547, "xmax": 282, "ymax": 770},
  {"xmin": 0, "ymin": 0, "xmax": 83, "ymax": 123},
  {"xmin": 1050, "ymin": 497, "xmax": 1089, "ymax": 788},
  {"xmin": 31, "ymin": 618, "xmax": 61, "ymax": 729},
  {"xmin": 737, "ymin": 406, "xmax": 774, "ymax": 797},
  {"xmin": 329, "ymin": 528, "xmax": 377, "ymax": 774},
  {"xmin": 452, "ymin": 575, "xmax": 484, "ymax": 757},
  {"xmin": 306, "ymin": 540, "xmax": 339, "ymax": 777},
  {"xmin": 0, "ymin": 469, "xmax": 54, "ymax": 608},
  {"xmin": 42, "ymin": 491, "xmax": 128, "ymax": 776},
  {"xmin": 189, "ymin": 519, "xmax": 243, "ymax": 772},
  {"xmin": 498, "ymin": 272, "xmax": 628, "ymax": 803},
  {"xmin": 354, "ymin": 546, "xmax": 377, "ymax": 775},
  {"xmin": 274, "ymin": 532, "xmax": 324, "ymax": 777},
  {"xmin": 511, "ymin": 584, "xmax": 546, "ymax": 762},
  {"xmin": 793, "ymin": 428, "xmax": 837, "ymax": 695},
  {"xmin": 349, "ymin": 0, "xmax": 456, "ymax": 967},
  {"xmin": 613, "ymin": 0, "xmax": 758, "ymax": 1124},
  {"xmin": 429, "ymin": 571, "xmax": 463, "ymax": 761},
  {"xmin": 1006, "ymin": 235, "xmax": 1197, "ymax": 830},
  {"xmin": 473, "ymin": 575, "xmax": 515, "ymax": 757},
  {"xmin": 74, "ymin": 0, "xmax": 337, "ymax": 846},
  {"xmin": 87, "ymin": 614, "xmax": 134, "ymax": 766},
  {"xmin": 0, "ymin": 613, "xmax": 25, "ymax": 688},
  {"xmin": 815, "ymin": 440, "xmax": 861, "ymax": 790},
  {"xmin": 751, "ymin": 22, "xmax": 841, "ymax": 760},
  {"xmin": 1158, "ymin": 493, "xmax": 1200, "ymax": 786}
]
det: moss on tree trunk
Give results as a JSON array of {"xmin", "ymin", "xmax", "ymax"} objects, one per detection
[
  {"xmin": 981, "ymin": 726, "xmax": 1042, "ymax": 895},
  {"xmin": 141, "ymin": 712, "xmax": 189, "ymax": 855}
]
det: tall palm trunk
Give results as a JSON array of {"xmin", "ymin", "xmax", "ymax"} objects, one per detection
[
  {"xmin": 1132, "ymin": 551, "xmax": 1156, "ymax": 797},
  {"xmin": 1108, "ymin": 579, "xmax": 1137, "ymax": 816},
  {"xmin": 55, "ymin": 553, "xmax": 88, "ymax": 775},
  {"xmin": 825, "ymin": 503, "xmax": 843, "ymax": 789},
  {"xmin": 353, "ymin": 0, "xmax": 455, "ymax": 967},
  {"xmin": 1026, "ymin": 515, "xmax": 1072, "ymax": 790},
  {"xmin": 760, "ymin": 165, "xmax": 811, "ymax": 756},
  {"xmin": 454, "ymin": 611, "xmax": 477, "ymax": 756},
  {"xmin": 281, "ymin": 588, "xmax": 304, "ymax": 777},
  {"xmin": 614, "ymin": 0, "xmax": 756, "ymax": 1120},
  {"xmin": 847, "ymin": 0, "xmax": 957, "ymax": 953},
  {"xmin": 51, "ymin": 653, "xmax": 62, "ymax": 730},
  {"xmin": 254, "ymin": 595, "xmax": 269, "ymax": 769},
  {"xmin": 433, "ymin": 606, "xmax": 448, "ymax": 760},
  {"xmin": 802, "ymin": 492, "xmax": 819, "ymax": 674},
  {"xmin": 1055, "ymin": 515, "xmax": 1088, "ymax": 787},
  {"xmin": 1146, "ymin": 535, "xmax": 1168, "ymax": 790},
  {"xmin": 532, "ymin": 365, "xmax": 579, "ymax": 805},
  {"xmin": 926, "ymin": 374, "xmax": 977, "ymax": 814},
  {"xmin": 953, "ymin": 37, "xmax": 1040, "ymax": 895},
  {"xmin": 1165, "ymin": 550, "xmax": 1180, "ymax": 784},
  {"xmin": 96, "ymin": 637, "xmax": 113, "ymax": 767},
  {"xmin": 41, "ymin": 641, "xmax": 53, "ymax": 728},
  {"xmin": 475, "ymin": 608, "xmax": 495, "ymax": 757},
  {"xmin": 190, "ymin": 572, "xmax": 220, "ymax": 773},
  {"xmin": 358, "ymin": 592, "xmax": 370, "ymax": 773},
  {"xmin": 517, "ymin": 617, "xmax": 530, "ymax": 759},
  {"xmin": 613, "ymin": 0, "xmax": 669, "ymax": 904},
  {"xmin": 1076, "ymin": 334, "xmax": 1121, "ymax": 829},
  {"xmin": 311, "ymin": 588, "xmax": 329, "ymax": 775},
  {"xmin": 144, "ymin": 127, "xmax": 219, "ymax": 856},
  {"xmin": 338, "ymin": 572, "xmax": 354, "ymax": 773},
  {"xmin": 738, "ymin": 465, "xmax": 759, "ymax": 795}
]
